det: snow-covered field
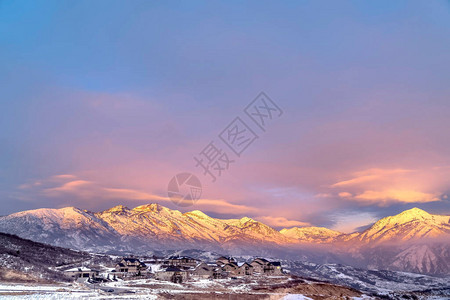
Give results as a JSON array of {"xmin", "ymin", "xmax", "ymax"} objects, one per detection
[{"xmin": 0, "ymin": 276, "xmax": 369, "ymax": 299}]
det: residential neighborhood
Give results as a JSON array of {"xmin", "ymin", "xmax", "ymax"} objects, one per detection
[{"xmin": 63, "ymin": 255, "xmax": 285, "ymax": 284}]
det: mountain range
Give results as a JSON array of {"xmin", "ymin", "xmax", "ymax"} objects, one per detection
[{"xmin": 0, "ymin": 204, "xmax": 449, "ymax": 275}]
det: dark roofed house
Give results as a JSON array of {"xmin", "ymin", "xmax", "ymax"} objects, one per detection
[
  {"xmin": 250, "ymin": 260, "xmax": 265, "ymax": 274},
  {"xmin": 115, "ymin": 257, "xmax": 147, "ymax": 276},
  {"xmin": 216, "ymin": 256, "xmax": 236, "ymax": 266},
  {"xmin": 237, "ymin": 262, "xmax": 254, "ymax": 276},
  {"xmin": 253, "ymin": 258, "xmax": 269, "ymax": 264},
  {"xmin": 164, "ymin": 256, "xmax": 198, "ymax": 268},
  {"xmin": 143, "ymin": 255, "xmax": 163, "ymax": 265},
  {"xmin": 222, "ymin": 262, "xmax": 239, "ymax": 275},
  {"xmin": 155, "ymin": 266, "xmax": 189, "ymax": 283},
  {"xmin": 250, "ymin": 258, "xmax": 283, "ymax": 275},
  {"xmin": 191, "ymin": 262, "xmax": 214, "ymax": 279},
  {"xmin": 264, "ymin": 261, "xmax": 283, "ymax": 275}
]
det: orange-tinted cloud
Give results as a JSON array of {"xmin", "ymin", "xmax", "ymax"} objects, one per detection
[
  {"xmin": 255, "ymin": 216, "xmax": 310, "ymax": 228},
  {"xmin": 338, "ymin": 192, "xmax": 352, "ymax": 198},
  {"xmin": 353, "ymin": 189, "xmax": 440, "ymax": 206},
  {"xmin": 39, "ymin": 175, "xmax": 257, "ymax": 214},
  {"xmin": 332, "ymin": 168, "xmax": 444, "ymax": 206},
  {"xmin": 331, "ymin": 168, "xmax": 413, "ymax": 187}
]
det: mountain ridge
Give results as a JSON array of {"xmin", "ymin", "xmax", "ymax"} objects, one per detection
[{"xmin": 0, "ymin": 204, "xmax": 449, "ymax": 274}]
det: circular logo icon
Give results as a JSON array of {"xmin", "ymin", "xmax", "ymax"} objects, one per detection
[{"xmin": 167, "ymin": 173, "xmax": 202, "ymax": 207}]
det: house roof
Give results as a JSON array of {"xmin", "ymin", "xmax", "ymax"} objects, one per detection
[
  {"xmin": 239, "ymin": 262, "xmax": 253, "ymax": 268},
  {"xmin": 123, "ymin": 258, "xmax": 140, "ymax": 263},
  {"xmin": 164, "ymin": 266, "xmax": 183, "ymax": 272},
  {"xmin": 195, "ymin": 262, "xmax": 208, "ymax": 268},
  {"xmin": 167, "ymin": 255, "xmax": 195, "ymax": 260}
]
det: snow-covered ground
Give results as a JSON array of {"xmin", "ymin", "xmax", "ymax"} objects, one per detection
[
  {"xmin": 282, "ymin": 295, "xmax": 313, "ymax": 300},
  {"xmin": 0, "ymin": 276, "xmax": 370, "ymax": 299}
]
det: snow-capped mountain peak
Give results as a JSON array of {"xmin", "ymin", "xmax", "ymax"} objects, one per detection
[
  {"xmin": 102, "ymin": 205, "xmax": 130, "ymax": 213},
  {"xmin": 355, "ymin": 208, "xmax": 450, "ymax": 244},
  {"xmin": 132, "ymin": 203, "xmax": 166, "ymax": 212},
  {"xmin": 392, "ymin": 207, "xmax": 432, "ymax": 221},
  {"xmin": 184, "ymin": 210, "xmax": 210, "ymax": 219}
]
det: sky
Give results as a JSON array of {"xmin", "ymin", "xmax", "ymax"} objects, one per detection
[{"xmin": 1, "ymin": 0, "xmax": 450, "ymax": 233}]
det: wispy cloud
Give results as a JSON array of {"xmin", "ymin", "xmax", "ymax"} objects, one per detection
[
  {"xmin": 31, "ymin": 175, "xmax": 258, "ymax": 214},
  {"xmin": 331, "ymin": 168, "xmax": 444, "ymax": 206},
  {"xmin": 256, "ymin": 216, "xmax": 310, "ymax": 228},
  {"xmin": 353, "ymin": 189, "xmax": 440, "ymax": 206},
  {"xmin": 331, "ymin": 168, "xmax": 413, "ymax": 187}
]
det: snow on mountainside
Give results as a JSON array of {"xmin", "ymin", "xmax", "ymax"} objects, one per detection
[
  {"xmin": 96, "ymin": 203, "xmax": 292, "ymax": 248},
  {"xmin": 353, "ymin": 207, "xmax": 450, "ymax": 245},
  {"xmin": 223, "ymin": 217, "xmax": 292, "ymax": 244},
  {"xmin": 280, "ymin": 227, "xmax": 343, "ymax": 243},
  {"xmin": 390, "ymin": 243, "xmax": 450, "ymax": 274},
  {"xmin": 0, "ymin": 204, "xmax": 296, "ymax": 253},
  {"xmin": 0, "ymin": 207, "xmax": 119, "ymax": 251},
  {"xmin": 0, "ymin": 205, "xmax": 449, "ymax": 274},
  {"xmin": 342, "ymin": 208, "xmax": 450, "ymax": 275}
]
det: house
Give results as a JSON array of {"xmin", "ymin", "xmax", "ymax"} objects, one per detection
[
  {"xmin": 249, "ymin": 259, "xmax": 266, "ymax": 274},
  {"xmin": 250, "ymin": 258, "xmax": 283, "ymax": 275},
  {"xmin": 216, "ymin": 256, "xmax": 236, "ymax": 266},
  {"xmin": 212, "ymin": 266, "xmax": 227, "ymax": 279},
  {"xmin": 264, "ymin": 262, "xmax": 283, "ymax": 275},
  {"xmin": 155, "ymin": 266, "xmax": 189, "ymax": 283},
  {"xmin": 64, "ymin": 267, "xmax": 99, "ymax": 279},
  {"xmin": 222, "ymin": 262, "xmax": 239, "ymax": 275},
  {"xmin": 236, "ymin": 262, "xmax": 253, "ymax": 276},
  {"xmin": 115, "ymin": 258, "xmax": 147, "ymax": 276},
  {"xmin": 164, "ymin": 256, "xmax": 198, "ymax": 268},
  {"xmin": 143, "ymin": 255, "xmax": 163, "ymax": 265},
  {"xmin": 190, "ymin": 262, "xmax": 213, "ymax": 279}
]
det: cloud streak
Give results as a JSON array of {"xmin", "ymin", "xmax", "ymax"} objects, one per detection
[
  {"xmin": 35, "ymin": 175, "xmax": 258, "ymax": 215},
  {"xmin": 255, "ymin": 216, "xmax": 310, "ymax": 228},
  {"xmin": 331, "ymin": 168, "xmax": 444, "ymax": 206}
]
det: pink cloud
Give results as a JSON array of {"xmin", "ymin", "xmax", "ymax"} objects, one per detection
[
  {"xmin": 331, "ymin": 168, "xmax": 413, "ymax": 187},
  {"xmin": 38, "ymin": 175, "xmax": 258, "ymax": 215},
  {"xmin": 255, "ymin": 216, "xmax": 310, "ymax": 228},
  {"xmin": 332, "ymin": 168, "xmax": 446, "ymax": 206},
  {"xmin": 353, "ymin": 189, "xmax": 440, "ymax": 206}
]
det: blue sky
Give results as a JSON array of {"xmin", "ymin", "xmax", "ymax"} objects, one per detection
[{"xmin": 1, "ymin": 0, "xmax": 450, "ymax": 232}]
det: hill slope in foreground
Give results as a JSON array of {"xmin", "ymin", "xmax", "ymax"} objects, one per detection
[{"xmin": 0, "ymin": 232, "xmax": 92, "ymax": 283}]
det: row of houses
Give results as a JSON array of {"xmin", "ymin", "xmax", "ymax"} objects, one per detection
[
  {"xmin": 216, "ymin": 256, "xmax": 283, "ymax": 276},
  {"xmin": 64, "ymin": 258, "xmax": 147, "ymax": 280},
  {"xmin": 64, "ymin": 255, "xmax": 284, "ymax": 283},
  {"xmin": 153, "ymin": 255, "xmax": 284, "ymax": 283}
]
